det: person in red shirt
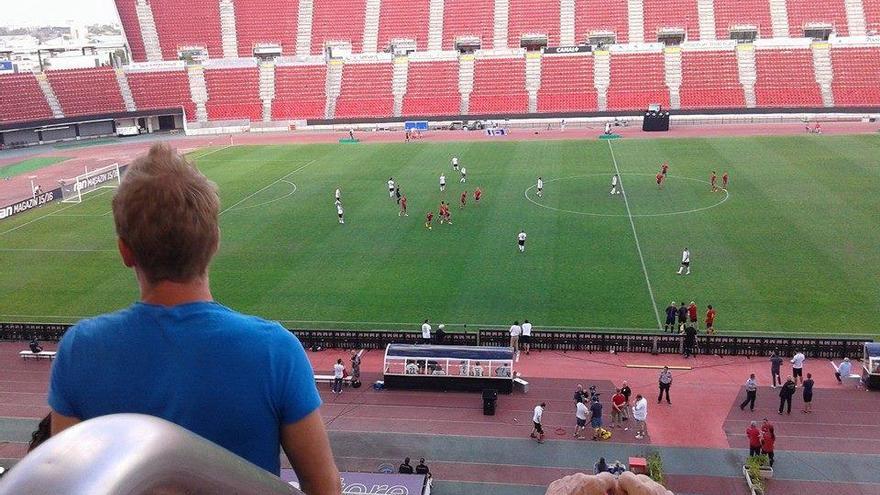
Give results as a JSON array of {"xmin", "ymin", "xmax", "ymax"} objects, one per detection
[
  {"xmin": 474, "ymin": 187, "xmax": 482, "ymax": 204},
  {"xmin": 746, "ymin": 421, "xmax": 762, "ymax": 457},
  {"xmin": 705, "ymin": 305, "xmax": 717, "ymax": 335},
  {"xmin": 611, "ymin": 389, "xmax": 626, "ymax": 429},
  {"xmin": 661, "ymin": 162, "xmax": 669, "ymax": 177},
  {"xmin": 444, "ymin": 204, "xmax": 452, "ymax": 225},
  {"xmin": 656, "ymin": 172, "xmax": 664, "ymax": 190},
  {"xmin": 460, "ymin": 191, "xmax": 467, "ymax": 208},
  {"xmin": 688, "ymin": 301, "xmax": 698, "ymax": 329},
  {"xmin": 425, "ymin": 211, "xmax": 433, "ymax": 230},
  {"xmin": 761, "ymin": 419, "xmax": 776, "ymax": 466},
  {"xmin": 722, "ymin": 172, "xmax": 729, "ymax": 190},
  {"xmin": 710, "ymin": 171, "xmax": 718, "ymax": 192},
  {"xmin": 399, "ymin": 195, "xmax": 408, "ymax": 217},
  {"xmin": 438, "ymin": 202, "xmax": 447, "ymax": 224}
]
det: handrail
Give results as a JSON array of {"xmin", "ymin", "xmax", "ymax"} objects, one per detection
[{"xmin": 0, "ymin": 413, "xmax": 301, "ymax": 495}]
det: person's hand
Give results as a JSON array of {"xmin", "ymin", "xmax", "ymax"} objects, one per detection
[{"xmin": 545, "ymin": 471, "xmax": 673, "ymax": 495}]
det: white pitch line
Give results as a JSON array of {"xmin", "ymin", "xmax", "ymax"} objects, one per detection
[
  {"xmin": 188, "ymin": 145, "xmax": 232, "ymax": 161},
  {"xmin": 607, "ymin": 140, "xmax": 663, "ymax": 331},
  {"xmin": 0, "ymin": 189, "xmax": 113, "ymax": 238},
  {"xmin": 0, "ymin": 248, "xmax": 115, "ymax": 253},
  {"xmin": 219, "ymin": 160, "xmax": 317, "ymax": 216}
]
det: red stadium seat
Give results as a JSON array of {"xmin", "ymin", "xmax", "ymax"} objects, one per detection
[
  {"xmin": 679, "ymin": 50, "xmax": 745, "ymax": 109},
  {"xmin": 114, "ymin": 0, "xmax": 148, "ymax": 62},
  {"xmin": 831, "ymin": 47, "xmax": 880, "ymax": 106},
  {"xmin": 0, "ymin": 74, "xmax": 53, "ymax": 123},
  {"xmin": 469, "ymin": 57, "xmax": 528, "ymax": 114},
  {"xmin": 378, "ymin": 0, "xmax": 431, "ymax": 51},
  {"xmin": 335, "ymin": 63, "xmax": 394, "ymax": 118},
  {"xmin": 150, "ymin": 0, "xmax": 224, "ymax": 59},
  {"xmin": 607, "ymin": 52, "xmax": 669, "ymax": 110},
  {"xmin": 575, "ymin": 0, "xmax": 629, "ymax": 43},
  {"xmin": 311, "ymin": 0, "xmax": 367, "ymax": 54},
  {"xmin": 712, "ymin": 0, "xmax": 773, "ymax": 39},
  {"xmin": 442, "ymin": 0, "xmax": 495, "ymax": 50},
  {"xmin": 508, "ymin": 0, "xmax": 562, "ymax": 48},
  {"xmin": 46, "ymin": 68, "xmax": 126, "ymax": 117},
  {"xmin": 537, "ymin": 55, "xmax": 598, "ymax": 113},
  {"xmin": 403, "ymin": 60, "xmax": 461, "ymax": 117},
  {"xmin": 126, "ymin": 69, "xmax": 196, "ymax": 120},
  {"xmin": 273, "ymin": 65, "xmax": 328, "ymax": 120},
  {"xmin": 786, "ymin": 0, "xmax": 849, "ymax": 37},
  {"xmin": 643, "ymin": 0, "xmax": 701, "ymax": 41},
  {"xmin": 754, "ymin": 49, "xmax": 822, "ymax": 107},
  {"xmin": 234, "ymin": 0, "xmax": 299, "ymax": 57},
  {"xmin": 204, "ymin": 67, "xmax": 263, "ymax": 121}
]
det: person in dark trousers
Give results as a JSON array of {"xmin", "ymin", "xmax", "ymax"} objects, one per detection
[
  {"xmin": 683, "ymin": 325, "xmax": 697, "ymax": 358},
  {"xmin": 398, "ymin": 457, "xmax": 414, "ymax": 474},
  {"xmin": 770, "ymin": 351, "xmax": 783, "ymax": 388},
  {"xmin": 677, "ymin": 302, "xmax": 688, "ymax": 332},
  {"xmin": 802, "ymin": 373, "xmax": 814, "ymax": 413},
  {"xmin": 740, "ymin": 373, "xmax": 758, "ymax": 411},
  {"xmin": 573, "ymin": 384, "xmax": 586, "ymax": 403},
  {"xmin": 415, "ymin": 458, "xmax": 431, "ymax": 477},
  {"xmin": 620, "ymin": 381, "xmax": 632, "ymax": 421},
  {"xmin": 778, "ymin": 376, "xmax": 796, "ymax": 414},
  {"xmin": 664, "ymin": 301, "xmax": 677, "ymax": 332},
  {"xmin": 746, "ymin": 421, "xmax": 762, "ymax": 457},
  {"xmin": 29, "ymin": 338, "xmax": 43, "ymax": 354},
  {"xmin": 350, "ymin": 350, "xmax": 362, "ymax": 384},
  {"xmin": 761, "ymin": 419, "xmax": 776, "ymax": 467},
  {"xmin": 658, "ymin": 366, "xmax": 672, "ymax": 404}
]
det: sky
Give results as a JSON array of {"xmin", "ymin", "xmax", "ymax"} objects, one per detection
[{"xmin": 0, "ymin": 0, "xmax": 120, "ymax": 27}]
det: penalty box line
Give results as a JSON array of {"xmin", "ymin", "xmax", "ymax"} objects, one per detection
[
  {"xmin": 218, "ymin": 159, "xmax": 317, "ymax": 216},
  {"xmin": 607, "ymin": 140, "xmax": 663, "ymax": 331}
]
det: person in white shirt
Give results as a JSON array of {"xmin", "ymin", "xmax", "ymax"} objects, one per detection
[
  {"xmin": 610, "ymin": 174, "xmax": 621, "ymax": 195},
  {"xmin": 791, "ymin": 350, "xmax": 806, "ymax": 384},
  {"xmin": 336, "ymin": 201, "xmax": 344, "ymax": 224},
  {"xmin": 439, "ymin": 174, "xmax": 446, "ymax": 192},
  {"xmin": 521, "ymin": 320, "xmax": 532, "ymax": 355},
  {"xmin": 387, "ymin": 178, "xmax": 395, "ymax": 198},
  {"xmin": 531, "ymin": 402, "xmax": 546, "ymax": 443},
  {"xmin": 405, "ymin": 361, "xmax": 419, "ymax": 374},
  {"xmin": 451, "ymin": 156, "xmax": 459, "ymax": 171},
  {"xmin": 459, "ymin": 167, "xmax": 466, "ymax": 183},
  {"xmin": 517, "ymin": 230, "xmax": 527, "ymax": 253},
  {"xmin": 333, "ymin": 359, "xmax": 345, "ymax": 395},
  {"xmin": 835, "ymin": 357, "xmax": 852, "ymax": 383},
  {"xmin": 574, "ymin": 397, "xmax": 589, "ymax": 439},
  {"xmin": 471, "ymin": 361, "xmax": 484, "ymax": 377},
  {"xmin": 676, "ymin": 248, "xmax": 690, "ymax": 275},
  {"xmin": 335, "ymin": 187, "xmax": 341, "ymax": 202},
  {"xmin": 536, "ymin": 177, "xmax": 544, "ymax": 197},
  {"xmin": 632, "ymin": 394, "xmax": 648, "ymax": 439},
  {"xmin": 458, "ymin": 360, "xmax": 469, "ymax": 376},
  {"xmin": 421, "ymin": 319, "xmax": 431, "ymax": 344},
  {"xmin": 605, "ymin": 122, "xmax": 612, "ymax": 135},
  {"xmin": 509, "ymin": 321, "xmax": 522, "ymax": 351}
]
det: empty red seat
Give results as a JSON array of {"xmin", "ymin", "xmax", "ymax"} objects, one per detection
[
  {"xmin": 575, "ymin": 0, "xmax": 629, "ymax": 43},
  {"xmin": 607, "ymin": 52, "xmax": 669, "ymax": 110},
  {"xmin": 679, "ymin": 50, "xmax": 745, "ymax": 108},
  {"xmin": 470, "ymin": 57, "xmax": 528, "ymax": 114},
  {"xmin": 403, "ymin": 60, "xmax": 460, "ymax": 117},
  {"xmin": 126, "ymin": 69, "xmax": 196, "ymax": 120},
  {"xmin": 150, "ymin": 0, "xmax": 224, "ymax": 59},
  {"xmin": 273, "ymin": 65, "xmax": 327, "ymax": 119},
  {"xmin": 754, "ymin": 49, "xmax": 822, "ymax": 107},
  {"xmin": 537, "ymin": 55, "xmax": 598, "ymax": 112},
  {"xmin": 311, "ymin": 0, "xmax": 367, "ymax": 54},
  {"xmin": 712, "ymin": 0, "xmax": 773, "ymax": 39},
  {"xmin": 378, "ymin": 0, "xmax": 431, "ymax": 51},
  {"xmin": 204, "ymin": 67, "xmax": 263, "ymax": 121},
  {"xmin": 46, "ymin": 68, "xmax": 126, "ymax": 117},
  {"xmin": 643, "ymin": 0, "xmax": 701, "ymax": 41},
  {"xmin": 831, "ymin": 47, "xmax": 880, "ymax": 106},
  {"xmin": 335, "ymin": 63, "xmax": 394, "ymax": 118},
  {"xmin": 114, "ymin": 0, "xmax": 147, "ymax": 62},
  {"xmin": 0, "ymin": 73, "xmax": 53, "ymax": 123},
  {"xmin": 786, "ymin": 0, "xmax": 849, "ymax": 37},
  {"xmin": 235, "ymin": 0, "xmax": 299, "ymax": 56},
  {"xmin": 508, "ymin": 0, "xmax": 562, "ymax": 47},
  {"xmin": 442, "ymin": 0, "xmax": 495, "ymax": 50}
]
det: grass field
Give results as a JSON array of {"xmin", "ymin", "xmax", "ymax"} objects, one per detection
[
  {"xmin": 0, "ymin": 157, "xmax": 67, "ymax": 178},
  {"xmin": 0, "ymin": 135, "xmax": 878, "ymax": 337}
]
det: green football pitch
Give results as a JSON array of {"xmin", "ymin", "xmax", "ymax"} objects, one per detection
[{"xmin": 0, "ymin": 135, "xmax": 878, "ymax": 337}]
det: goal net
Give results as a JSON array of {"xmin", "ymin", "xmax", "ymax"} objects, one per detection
[{"xmin": 60, "ymin": 163, "xmax": 122, "ymax": 204}]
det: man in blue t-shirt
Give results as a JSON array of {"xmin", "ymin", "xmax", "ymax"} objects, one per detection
[{"xmin": 48, "ymin": 143, "xmax": 340, "ymax": 494}]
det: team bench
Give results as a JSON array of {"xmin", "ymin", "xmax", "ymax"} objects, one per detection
[
  {"xmin": 314, "ymin": 374, "xmax": 353, "ymax": 385},
  {"xmin": 20, "ymin": 351, "xmax": 57, "ymax": 361}
]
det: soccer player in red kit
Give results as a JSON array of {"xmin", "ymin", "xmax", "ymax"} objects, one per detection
[
  {"xmin": 688, "ymin": 301, "xmax": 698, "ymax": 329},
  {"xmin": 474, "ymin": 187, "xmax": 482, "ymax": 204},
  {"xmin": 656, "ymin": 172, "xmax": 664, "ymax": 189},
  {"xmin": 438, "ymin": 202, "xmax": 446, "ymax": 224},
  {"xmin": 710, "ymin": 171, "xmax": 718, "ymax": 192},
  {"xmin": 460, "ymin": 191, "xmax": 467, "ymax": 208},
  {"xmin": 661, "ymin": 162, "xmax": 669, "ymax": 177},
  {"xmin": 399, "ymin": 195, "xmax": 408, "ymax": 216},
  {"xmin": 425, "ymin": 211, "xmax": 433, "ymax": 229},
  {"xmin": 722, "ymin": 172, "xmax": 729, "ymax": 190},
  {"xmin": 705, "ymin": 305, "xmax": 717, "ymax": 335}
]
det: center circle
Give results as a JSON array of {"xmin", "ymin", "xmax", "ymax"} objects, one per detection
[
  {"xmin": 524, "ymin": 173, "xmax": 729, "ymax": 217},
  {"xmin": 227, "ymin": 180, "xmax": 298, "ymax": 212}
]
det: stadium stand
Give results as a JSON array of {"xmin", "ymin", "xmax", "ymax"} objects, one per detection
[
  {"xmin": 311, "ymin": 0, "xmax": 367, "ymax": 54},
  {"xmin": 607, "ymin": 52, "xmax": 670, "ymax": 110},
  {"xmin": 537, "ymin": 55, "xmax": 598, "ymax": 113},
  {"xmin": 754, "ymin": 48, "xmax": 823, "ymax": 107},
  {"xmin": 378, "ymin": 0, "xmax": 431, "ymax": 52},
  {"xmin": 786, "ymin": 0, "xmax": 850, "ymax": 37},
  {"xmin": 149, "ymin": 0, "xmax": 224, "ymax": 59},
  {"xmin": 831, "ymin": 47, "xmax": 880, "ymax": 106},
  {"xmin": 234, "ymin": 0, "xmax": 299, "ymax": 57},
  {"xmin": 712, "ymin": 0, "xmax": 774, "ymax": 39},
  {"xmin": 126, "ymin": 69, "xmax": 197, "ymax": 120},
  {"xmin": 679, "ymin": 50, "xmax": 746, "ymax": 109},
  {"xmin": 402, "ymin": 60, "xmax": 461, "ymax": 117},
  {"xmin": 334, "ymin": 62, "xmax": 395, "ymax": 118},
  {"xmin": 643, "ymin": 0, "xmax": 701, "ymax": 42},
  {"xmin": 508, "ymin": 0, "xmax": 562, "ymax": 48},
  {"xmin": 204, "ymin": 67, "xmax": 263, "ymax": 121},
  {"xmin": 575, "ymin": 0, "xmax": 629, "ymax": 44},
  {"xmin": 866, "ymin": 1, "xmax": 880, "ymax": 35},
  {"xmin": 45, "ymin": 68, "xmax": 127, "ymax": 117},
  {"xmin": 114, "ymin": 0, "xmax": 148, "ymax": 63},
  {"xmin": 442, "ymin": 0, "xmax": 495, "ymax": 50},
  {"xmin": 469, "ymin": 57, "xmax": 529, "ymax": 114},
  {"xmin": 0, "ymin": 74, "xmax": 54, "ymax": 124},
  {"xmin": 272, "ymin": 65, "xmax": 328, "ymax": 120}
]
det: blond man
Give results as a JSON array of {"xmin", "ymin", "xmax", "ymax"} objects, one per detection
[{"xmin": 47, "ymin": 144, "xmax": 341, "ymax": 493}]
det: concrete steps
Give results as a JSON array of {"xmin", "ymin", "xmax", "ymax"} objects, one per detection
[
  {"xmin": 628, "ymin": 0, "xmax": 645, "ymax": 43},
  {"xmin": 594, "ymin": 50, "xmax": 611, "ymax": 111},
  {"xmin": 525, "ymin": 52, "xmax": 541, "ymax": 113},
  {"xmin": 560, "ymin": 0, "xmax": 576, "ymax": 46},
  {"xmin": 259, "ymin": 62, "xmax": 276, "ymax": 121},
  {"xmin": 186, "ymin": 65, "xmax": 209, "ymax": 122},
  {"xmin": 35, "ymin": 73, "xmax": 64, "ymax": 119},
  {"xmin": 219, "ymin": 0, "xmax": 238, "ymax": 57},
  {"xmin": 427, "ymin": 0, "xmax": 445, "ymax": 51},
  {"xmin": 697, "ymin": 0, "xmax": 717, "ymax": 40},
  {"xmin": 493, "ymin": 0, "xmax": 510, "ymax": 49},
  {"xmin": 458, "ymin": 54, "xmax": 475, "ymax": 114},
  {"xmin": 136, "ymin": 0, "xmax": 163, "ymax": 61},
  {"xmin": 664, "ymin": 47, "xmax": 682, "ymax": 109},
  {"xmin": 736, "ymin": 44, "xmax": 757, "ymax": 108},
  {"xmin": 392, "ymin": 56, "xmax": 409, "ymax": 117},
  {"xmin": 844, "ymin": 0, "xmax": 867, "ymax": 37},
  {"xmin": 811, "ymin": 42, "xmax": 834, "ymax": 108},
  {"xmin": 296, "ymin": 0, "xmax": 315, "ymax": 56},
  {"xmin": 362, "ymin": 0, "xmax": 382, "ymax": 53},
  {"xmin": 324, "ymin": 60, "xmax": 343, "ymax": 118},
  {"xmin": 115, "ymin": 69, "xmax": 138, "ymax": 112},
  {"xmin": 769, "ymin": 0, "xmax": 789, "ymax": 38}
]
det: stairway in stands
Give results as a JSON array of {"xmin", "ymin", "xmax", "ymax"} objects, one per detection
[
  {"xmin": 458, "ymin": 54, "xmax": 475, "ymax": 114},
  {"xmin": 324, "ymin": 60, "xmax": 344, "ymax": 118},
  {"xmin": 115, "ymin": 69, "xmax": 138, "ymax": 112},
  {"xmin": 627, "ymin": 0, "xmax": 645, "ymax": 43},
  {"xmin": 525, "ymin": 52, "xmax": 541, "ymax": 113},
  {"xmin": 427, "ymin": 0, "xmax": 445, "ymax": 51},
  {"xmin": 768, "ymin": 0, "xmax": 789, "ymax": 38},
  {"xmin": 392, "ymin": 56, "xmax": 409, "ymax": 116},
  {"xmin": 259, "ymin": 62, "xmax": 276, "ymax": 121},
  {"xmin": 187, "ymin": 66, "xmax": 209, "ymax": 122},
  {"xmin": 135, "ymin": 0, "xmax": 163, "ymax": 62},
  {"xmin": 697, "ymin": 0, "xmax": 716, "ymax": 40},
  {"xmin": 493, "ymin": 0, "xmax": 510, "ymax": 49},
  {"xmin": 35, "ymin": 73, "xmax": 64, "ymax": 119},
  {"xmin": 219, "ymin": 0, "xmax": 239, "ymax": 58},
  {"xmin": 812, "ymin": 42, "xmax": 835, "ymax": 107},
  {"xmin": 559, "ymin": 0, "xmax": 576, "ymax": 45},
  {"xmin": 362, "ymin": 0, "xmax": 382, "ymax": 53},
  {"xmin": 736, "ymin": 44, "xmax": 757, "ymax": 108},
  {"xmin": 844, "ymin": 0, "xmax": 867, "ymax": 37},
  {"xmin": 296, "ymin": 0, "xmax": 315, "ymax": 56},
  {"xmin": 594, "ymin": 50, "xmax": 611, "ymax": 111},
  {"xmin": 664, "ymin": 47, "xmax": 682, "ymax": 109}
]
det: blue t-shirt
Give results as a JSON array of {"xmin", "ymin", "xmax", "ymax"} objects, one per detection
[{"xmin": 48, "ymin": 301, "xmax": 321, "ymax": 475}]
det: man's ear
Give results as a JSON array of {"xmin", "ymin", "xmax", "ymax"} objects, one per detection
[{"xmin": 117, "ymin": 237, "xmax": 136, "ymax": 268}]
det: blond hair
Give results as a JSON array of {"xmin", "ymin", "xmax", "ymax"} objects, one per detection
[{"xmin": 112, "ymin": 143, "xmax": 220, "ymax": 284}]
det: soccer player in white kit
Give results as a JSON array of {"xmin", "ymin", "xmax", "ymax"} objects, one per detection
[
  {"xmin": 677, "ymin": 248, "xmax": 690, "ymax": 275},
  {"xmin": 387, "ymin": 178, "xmax": 395, "ymax": 198},
  {"xmin": 610, "ymin": 174, "xmax": 621, "ymax": 195},
  {"xmin": 335, "ymin": 187, "xmax": 341, "ymax": 202},
  {"xmin": 517, "ymin": 230, "xmax": 527, "ymax": 253},
  {"xmin": 536, "ymin": 177, "xmax": 544, "ymax": 197},
  {"xmin": 460, "ymin": 167, "xmax": 467, "ymax": 183},
  {"xmin": 336, "ymin": 200, "xmax": 344, "ymax": 224},
  {"xmin": 451, "ymin": 156, "xmax": 459, "ymax": 171},
  {"xmin": 440, "ymin": 174, "xmax": 446, "ymax": 192}
]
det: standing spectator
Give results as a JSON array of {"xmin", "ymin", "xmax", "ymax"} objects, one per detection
[
  {"xmin": 687, "ymin": 301, "xmax": 698, "ymax": 330},
  {"xmin": 611, "ymin": 388, "xmax": 626, "ymax": 429},
  {"xmin": 677, "ymin": 302, "xmax": 688, "ymax": 332},
  {"xmin": 761, "ymin": 419, "xmax": 776, "ymax": 467},
  {"xmin": 740, "ymin": 373, "xmax": 758, "ymax": 412},
  {"xmin": 509, "ymin": 321, "xmax": 522, "ymax": 351},
  {"xmin": 632, "ymin": 395, "xmax": 648, "ymax": 439},
  {"xmin": 333, "ymin": 359, "xmax": 345, "ymax": 395},
  {"xmin": 791, "ymin": 350, "xmax": 806, "ymax": 385},
  {"xmin": 531, "ymin": 402, "xmax": 546, "ymax": 443},
  {"xmin": 778, "ymin": 376, "xmax": 796, "ymax": 415},
  {"xmin": 415, "ymin": 458, "xmax": 431, "ymax": 477},
  {"xmin": 802, "ymin": 373, "xmax": 814, "ymax": 414},
  {"xmin": 574, "ymin": 397, "xmax": 589, "ymax": 439},
  {"xmin": 620, "ymin": 381, "xmax": 632, "ymax": 421},
  {"xmin": 399, "ymin": 457, "xmax": 414, "ymax": 474},
  {"xmin": 664, "ymin": 301, "xmax": 677, "ymax": 332},
  {"xmin": 683, "ymin": 325, "xmax": 697, "ymax": 358},
  {"xmin": 589, "ymin": 396, "xmax": 604, "ymax": 441},
  {"xmin": 435, "ymin": 324, "xmax": 446, "ymax": 344},
  {"xmin": 658, "ymin": 366, "xmax": 673, "ymax": 404},
  {"xmin": 705, "ymin": 305, "xmax": 717, "ymax": 335},
  {"xmin": 521, "ymin": 319, "xmax": 532, "ymax": 355},
  {"xmin": 770, "ymin": 351, "xmax": 783, "ymax": 388},
  {"xmin": 573, "ymin": 384, "xmax": 586, "ymax": 403},
  {"xmin": 350, "ymin": 350, "xmax": 361, "ymax": 383},
  {"xmin": 835, "ymin": 357, "xmax": 852, "ymax": 383},
  {"xmin": 594, "ymin": 457, "xmax": 608, "ymax": 475},
  {"xmin": 421, "ymin": 320, "xmax": 432, "ymax": 344},
  {"xmin": 746, "ymin": 421, "xmax": 762, "ymax": 457}
]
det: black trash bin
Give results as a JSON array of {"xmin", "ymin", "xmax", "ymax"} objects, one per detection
[{"xmin": 482, "ymin": 389, "xmax": 498, "ymax": 416}]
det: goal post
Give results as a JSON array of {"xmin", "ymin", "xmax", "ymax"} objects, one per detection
[{"xmin": 60, "ymin": 163, "xmax": 122, "ymax": 204}]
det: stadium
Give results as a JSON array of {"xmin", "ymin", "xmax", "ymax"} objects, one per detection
[{"xmin": 0, "ymin": 0, "xmax": 879, "ymax": 494}]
